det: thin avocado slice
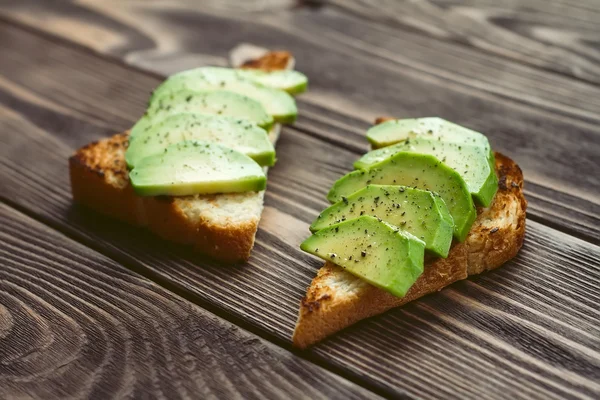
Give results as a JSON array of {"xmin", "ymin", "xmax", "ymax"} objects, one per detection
[
  {"xmin": 236, "ymin": 69, "xmax": 308, "ymax": 94},
  {"xmin": 136, "ymin": 90, "xmax": 274, "ymax": 132},
  {"xmin": 301, "ymin": 215, "xmax": 425, "ymax": 298},
  {"xmin": 311, "ymin": 185, "xmax": 454, "ymax": 258},
  {"xmin": 328, "ymin": 152, "xmax": 476, "ymax": 242},
  {"xmin": 366, "ymin": 117, "xmax": 491, "ymax": 153},
  {"xmin": 150, "ymin": 67, "xmax": 297, "ymax": 123},
  {"xmin": 129, "ymin": 141, "xmax": 266, "ymax": 197},
  {"xmin": 126, "ymin": 113, "xmax": 275, "ymax": 169},
  {"xmin": 354, "ymin": 139, "xmax": 498, "ymax": 207}
]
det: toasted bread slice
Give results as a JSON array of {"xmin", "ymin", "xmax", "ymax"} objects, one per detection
[
  {"xmin": 293, "ymin": 152, "xmax": 527, "ymax": 348},
  {"xmin": 69, "ymin": 126, "xmax": 280, "ymax": 263}
]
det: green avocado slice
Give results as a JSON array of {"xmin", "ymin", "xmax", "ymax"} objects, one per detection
[
  {"xmin": 354, "ymin": 139, "xmax": 498, "ymax": 207},
  {"xmin": 301, "ymin": 215, "xmax": 425, "ymax": 298},
  {"xmin": 129, "ymin": 141, "xmax": 266, "ymax": 197},
  {"xmin": 150, "ymin": 67, "xmax": 297, "ymax": 123},
  {"xmin": 311, "ymin": 185, "xmax": 454, "ymax": 258},
  {"xmin": 328, "ymin": 152, "xmax": 476, "ymax": 242},
  {"xmin": 235, "ymin": 69, "xmax": 308, "ymax": 94},
  {"xmin": 366, "ymin": 117, "xmax": 491, "ymax": 152},
  {"xmin": 135, "ymin": 90, "xmax": 274, "ymax": 133},
  {"xmin": 126, "ymin": 113, "xmax": 275, "ymax": 169}
]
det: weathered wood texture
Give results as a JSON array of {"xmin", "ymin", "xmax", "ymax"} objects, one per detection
[
  {"xmin": 330, "ymin": 0, "xmax": 600, "ymax": 84},
  {"xmin": 1, "ymin": 1, "xmax": 599, "ymax": 243},
  {"xmin": 0, "ymin": 204, "xmax": 377, "ymax": 400},
  {"xmin": 1, "ymin": 21, "xmax": 600, "ymax": 399}
]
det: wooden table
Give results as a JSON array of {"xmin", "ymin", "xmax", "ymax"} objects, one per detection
[{"xmin": 1, "ymin": 1, "xmax": 599, "ymax": 398}]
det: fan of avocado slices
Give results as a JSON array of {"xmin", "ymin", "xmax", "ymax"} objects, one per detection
[
  {"xmin": 302, "ymin": 118, "xmax": 499, "ymax": 298},
  {"xmin": 126, "ymin": 65, "xmax": 306, "ymax": 197},
  {"xmin": 149, "ymin": 67, "xmax": 303, "ymax": 124}
]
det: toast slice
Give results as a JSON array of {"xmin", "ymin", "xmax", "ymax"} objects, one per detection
[
  {"xmin": 69, "ymin": 51, "xmax": 291, "ymax": 263},
  {"xmin": 70, "ymin": 126, "xmax": 280, "ymax": 263},
  {"xmin": 293, "ymin": 152, "xmax": 527, "ymax": 348}
]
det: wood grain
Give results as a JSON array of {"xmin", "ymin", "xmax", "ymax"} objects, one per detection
[
  {"xmin": 329, "ymin": 0, "xmax": 600, "ymax": 84},
  {"xmin": 1, "ymin": 2, "xmax": 599, "ymax": 242},
  {"xmin": 0, "ymin": 204, "xmax": 378, "ymax": 399},
  {"xmin": 4, "ymin": 0, "xmax": 600, "ymax": 123},
  {"xmin": 1, "ymin": 21, "xmax": 600, "ymax": 399}
]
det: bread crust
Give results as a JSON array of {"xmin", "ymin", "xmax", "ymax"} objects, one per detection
[
  {"xmin": 292, "ymin": 152, "xmax": 527, "ymax": 348},
  {"xmin": 240, "ymin": 51, "xmax": 294, "ymax": 71}
]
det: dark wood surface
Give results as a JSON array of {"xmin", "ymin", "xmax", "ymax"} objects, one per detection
[
  {"xmin": 0, "ymin": 204, "xmax": 376, "ymax": 399},
  {"xmin": 2, "ymin": 0, "xmax": 598, "ymax": 244},
  {"xmin": 329, "ymin": 0, "xmax": 600, "ymax": 84},
  {"xmin": 1, "ymin": 1, "xmax": 600, "ymax": 399}
]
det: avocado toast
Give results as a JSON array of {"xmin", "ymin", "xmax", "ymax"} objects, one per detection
[
  {"xmin": 294, "ymin": 118, "xmax": 527, "ymax": 348},
  {"xmin": 69, "ymin": 51, "xmax": 306, "ymax": 262}
]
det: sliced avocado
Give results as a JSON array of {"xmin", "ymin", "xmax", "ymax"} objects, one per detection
[
  {"xmin": 129, "ymin": 141, "xmax": 266, "ymax": 197},
  {"xmin": 136, "ymin": 90, "xmax": 274, "ymax": 132},
  {"xmin": 328, "ymin": 152, "xmax": 476, "ymax": 242},
  {"xmin": 150, "ymin": 67, "xmax": 297, "ymax": 123},
  {"xmin": 126, "ymin": 113, "xmax": 275, "ymax": 169},
  {"xmin": 366, "ymin": 117, "xmax": 491, "ymax": 153},
  {"xmin": 236, "ymin": 69, "xmax": 308, "ymax": 94},
  {"xmin": 354, "ymin": 139, "xmax": 498, "ymax": 206},
  {"xmin": 301, "ymin": 216, "xmax": 425, "ymax": 298},
  {"xmin": 311, "ymin": 185, "xmax": 453, "ymax": 258}
]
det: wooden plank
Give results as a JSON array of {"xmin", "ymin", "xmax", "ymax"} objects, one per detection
[
  {"xmin": 1, "ymin": 22, "xmax": 600, "ymax": 399},
  {"xmin": 0, "ymin": 3, "xmax": 599, "ymax": 242},
  {"xmin": 0, "ymin": 204, "xmax": 378, "ymax": 399},
  {"xmin": 328, "ymin": 0, "xmax": 600, "ymax": 85}
]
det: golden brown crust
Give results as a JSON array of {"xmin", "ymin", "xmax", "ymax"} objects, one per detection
[
  {"xmin": 69, "ymin": 132, "xmax": 140, "ymax": 225},
  {"xmin": 292, "ymin": 152, "xmax": 527, "ymax": 348},
  {"xmin": 69, "ymin": 131, "xmax": 259, "ymax": 263},
  {"xmin": 466, "ymin": 152, "xmax": 527, "ymax": 275},
  {"xmin": 240, "ymin": 51, "xmax": 293, "ymax": 71},
  {"xmin": 374, "ymin": 116, "xmax": 396, "ymax": 125}
]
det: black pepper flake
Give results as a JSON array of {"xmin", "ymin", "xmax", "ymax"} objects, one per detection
[
  {"xmin": 490, "ymin": 227, "xmax": 499, "ymax": 234},
  {"xmin": 361, "ymin": 251, "xmax": 367, "ymax": 257},
  {"xmin": 342, "ymin": 196, "xmax": 348, "ymax": 204}
]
